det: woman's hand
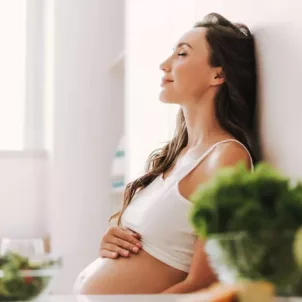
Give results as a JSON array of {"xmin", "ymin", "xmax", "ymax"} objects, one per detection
[{"xmin": 100, "ymin": 226, "xmax": 142, "ymax": 259}]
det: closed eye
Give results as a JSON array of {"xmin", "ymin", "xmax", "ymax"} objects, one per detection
[{"xmin": 178, "ymin": 52, "xmax": 187, "ymax": 56}]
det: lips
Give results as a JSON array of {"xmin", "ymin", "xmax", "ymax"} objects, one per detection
[
  {"xmin": 161, "ymin": 77, "xmax": 174, "ymax": 83},
  {"xmin": 161, "ymin": 77, "xmax": 174, "ymax": 86}
]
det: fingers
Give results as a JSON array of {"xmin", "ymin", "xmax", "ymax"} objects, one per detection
[
  {"xmin": 100, "ymin": 226, "xmax": 142, "ymax": 259},
  {"xmin": 125, "ymin": 229, "xmax": 141, "ymax": 240},
  {"xmin": 100, "ymin": 249, "xmax": 119, "ymax": 259},
  {"xmin": 113, "ymin": 227, "xmax": 142, "ymax": 248},
  {"xmin": 110, "ymin": 237, "xmax": 140, "ymax": 254},
  {"xmin": 102, "ymin": 243, "xmax": 131, "ymax": 257}
]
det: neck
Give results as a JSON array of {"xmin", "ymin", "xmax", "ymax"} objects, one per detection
[{"xmin": 181, "ymin": 89, "xmax": 227, "ymax": 149}]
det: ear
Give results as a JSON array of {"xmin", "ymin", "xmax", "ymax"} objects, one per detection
[{"xmin": 210, "ymin": 67, "xmax": 225, "ymax": 86}]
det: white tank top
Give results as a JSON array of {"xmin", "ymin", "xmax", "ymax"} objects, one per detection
[{"xmin": 121, "ymin": 139, "xmax": 254, "ymax": 273}]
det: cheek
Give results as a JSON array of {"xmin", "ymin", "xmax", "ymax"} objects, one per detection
[{"xmin": 174, "ymin": 63, "xmax": 209, "ymax": 96}]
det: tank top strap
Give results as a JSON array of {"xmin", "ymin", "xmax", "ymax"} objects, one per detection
[
  {"xmin": 194, "ymin": 138, "xmax": 254, "ymax": 172},
  {"xmin": 163, "ymin": 139, "xmax": 254, "ymax": 189}
]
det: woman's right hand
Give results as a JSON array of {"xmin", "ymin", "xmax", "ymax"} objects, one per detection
[{"xmin": 100, "ymin": 226, "xmax": 142, "ymax": 259}]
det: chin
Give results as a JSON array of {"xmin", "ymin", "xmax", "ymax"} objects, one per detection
[{"xmin": 159, "ymin": 90, "xmax": 177, "ymax": 104}]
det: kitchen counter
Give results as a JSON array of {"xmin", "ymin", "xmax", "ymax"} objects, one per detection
[
  {"xmin": 39, "ymin": 296, "xmax": 177, "ymax": 302},
  {"xmin": 36, "ymin": 295, "xmax": 302, "ymax": 302}
]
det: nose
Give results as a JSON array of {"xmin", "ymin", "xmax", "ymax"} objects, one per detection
[{"xmin": 159, "ymin": 56, "xmax": 172, "ymax": 72}]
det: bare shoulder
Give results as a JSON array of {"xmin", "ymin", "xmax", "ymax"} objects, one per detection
[
  {"xmin": 206, "ymin": 141, "xmax": 252, "ymax": 172},
  {"xmin": 179, "ymin": 141, "xmax": 252, "ymax": 200}
]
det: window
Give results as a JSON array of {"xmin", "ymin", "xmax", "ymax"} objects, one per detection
[{"xmin": 0, "ymin": 1, "xmax": 27, "ymax": 150}]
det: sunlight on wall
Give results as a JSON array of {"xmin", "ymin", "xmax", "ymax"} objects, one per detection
[
  {"xmin": 0, "ymin": 1, "xmax": 26, "ymax": 149},
  {"xmin": 126, "ymin": 0, "xmax": 195, "ymax": 181}
]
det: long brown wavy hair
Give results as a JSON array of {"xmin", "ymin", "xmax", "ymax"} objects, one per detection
[{"xmin": 110, "ymin": 13, "xmax": 259, "ymax": 226}]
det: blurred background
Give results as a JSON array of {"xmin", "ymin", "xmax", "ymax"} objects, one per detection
[{"xmin": 0, "ymin": 0, "xmax": 301, "ymax": 294}]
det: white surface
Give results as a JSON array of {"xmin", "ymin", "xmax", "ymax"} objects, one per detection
[
  {"xmin": 46, "ymin": 0, "xmax": 125, "ymax": 293},
  {"xmin": 40, "ymin": 296, "xmax": 177, "ymax": 302},
  {"xmin": 125, "ymin": 0, "xmax": 195, "ymax": 181},
  {"xmin": 36, "ymin": 295, "xmax": 302, "ymax": 302},
  {"xmin": 109, "ymin": 51, "xmax": 125, "ymax": 71},
  {"xmin": 0, "ymin": 151, "xmax": 47, "ymax": 238},
  {"xmin": 0, "ymin": 1, "xmax": 26, "ymax": 149},
  {"xmin": 24, "ymin": 0, "xmax": 45, "ymax": 149}
]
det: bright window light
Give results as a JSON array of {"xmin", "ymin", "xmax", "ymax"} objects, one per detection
[{"xmin": 0, "ymin": 1, "xmax": 26, "ymax": 150}]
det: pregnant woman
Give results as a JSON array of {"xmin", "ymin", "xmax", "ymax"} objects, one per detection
[{"xmin": 74, "ymin": 13, "xmax": 258, "ymax": 294}]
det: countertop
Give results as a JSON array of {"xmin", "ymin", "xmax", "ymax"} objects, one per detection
[{"xmin": 35, "ymin": 295, "xmax": 302, "ymax": 302}]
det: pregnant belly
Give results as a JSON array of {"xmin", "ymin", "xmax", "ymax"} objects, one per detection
[{"xmin": 74, "ymin": 249, "xmax": 187, "ymax": 294}]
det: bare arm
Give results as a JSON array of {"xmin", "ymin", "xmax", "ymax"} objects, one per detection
[
  {"xmin": 162, "ymin": 142, "xmax": 252, "ymax": 294},
  {"xmin": 162, "ymin": 239, "xmax": 217, "ymax": 293}
]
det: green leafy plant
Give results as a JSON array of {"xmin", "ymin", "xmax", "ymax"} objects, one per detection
[
  {"xmin": 0, "ymin": 253, "xmax": 59, "ymax": 301},
  {"xmin": 189, "ymin": 162, "xmax": 302, "ymax": 296},
  {"xmin": 190, "ymin": 162, "xmax": 302, "ymax": 238}
]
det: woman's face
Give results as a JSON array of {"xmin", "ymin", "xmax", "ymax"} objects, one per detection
[{"xmin": 159, "ymin": 27, "xmax": 221, "ymax": 104}]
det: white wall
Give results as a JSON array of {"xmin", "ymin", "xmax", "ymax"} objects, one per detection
[
  {"xmin": 0, "ymin": 0, "xmax": 124, "ymax": 294},
  {"xmin": 126, "ymin": 0, "xmax": 302, "ymax": 182},
  {"xmin": 194, "ymin": 0, "xmax": 302, "ymax": 178},
  {"xmin": 125, "ymin": 0, "xmax": 195, "ymax": 181},
  {"xmin": 24, "ymin": 0, "xmax": 45, "ymax": 149},
  {"xmin": 0, "ymin": 1, "xmax": 48, "ymax": 245},
  {"xmin": 46, "ymin": 0, "xmax": 125, "ymax": 293},
  {"xmin": 0, "ymin": 151, "xmax": 47, "ymax": 239},
  {"xmin": 0, "ymin": 1, "xmax": 26, "ymax": 150}
]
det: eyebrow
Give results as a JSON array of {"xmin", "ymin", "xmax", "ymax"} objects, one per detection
[{"xmin": 173, "ymin": 42, "xmax": 193, "ymax": 51}]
